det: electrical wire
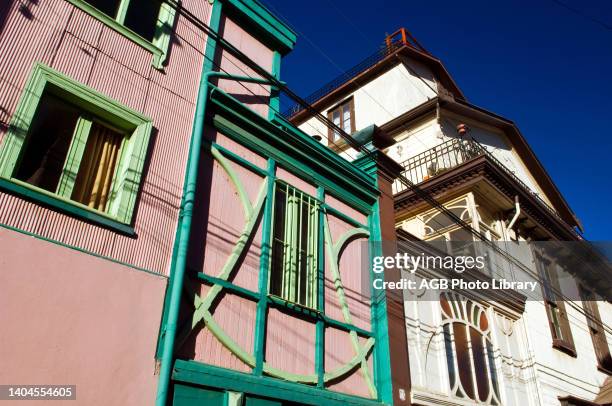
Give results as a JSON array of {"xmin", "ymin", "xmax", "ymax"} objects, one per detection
[{"xmin": 166, "ymin": 0, "xmax": 612, "ymax": 334}]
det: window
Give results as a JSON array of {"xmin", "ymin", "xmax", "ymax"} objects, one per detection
[
  {"xmin": 534, "ymin": 252, "xmax": 575, "ymax": 355},
  {"xmin": 440, "ymin": 293, "xmax": 500, "ymax": 405},
  {"xmin": 66, "ymin": 0, "xmax": 176, "ymax": 67},
  {"xmin": 327, "ymin": 98, "xmax": 355, "ymax": 144},
  {"xmin": 579, "ymin": 286, "xmax": 612, "ymax": 371},
  {"xmin": 0, "ymin": 64, "xmax": 153, "ymax": 227},
  {"xmin": 269, "ymin": 183, "xmax": 319, "ymax": 309}
]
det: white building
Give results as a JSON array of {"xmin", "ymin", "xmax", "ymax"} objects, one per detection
[{"xmin": 289, "ymin": 28, "xmax": 612, "ymax": 406}]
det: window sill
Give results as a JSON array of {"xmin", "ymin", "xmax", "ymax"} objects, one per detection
[
  {"xmin": 267, "ymin": 294, "xmax": 320, "ymax": 317},
  {"xmin": 0, "ymin": 177, "xmax": 136, "ymax": 236},
  {"xmin": 597, "ymin": 365, "xmax": 612, "ymax": 376},
  {"xmin": 65, "ymin": 0, "xmax": 165, "ymax": 69},
  {"xmin": 552, "ymin": 339, "xmax": 577, "ymax": 358}
]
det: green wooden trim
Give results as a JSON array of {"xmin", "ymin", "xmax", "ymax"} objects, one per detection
[
  {"xmin": 209, "ymin": 141, "xmax": 268, "ymax": 177},
  {"xmin": 227, "ymin": 391, "xmax": 245, "ymax": 406},
  {"xmin": 197, "ymin": 272, "xmax": 259, "ymax": 301},
  {"xmin": 115, "ymin": 0, "xmax": 130, "ymax": 24},
  {"xmin": 333, "ymin": 227, "xmax": 370, "ymax": 260},
  {"xmin": 208, "ymin": 89, "xmax": 378, "ymax": 212},
  {"xmin": 192, "ymin": 180, "xmax": 267, "ymax": 327},
  {"xmin": 0, "ymin": 177, "xmax": 135, "ymax": 235},
  {"xmin": 268, "ymin": 181, "xmax": 320, "ymax": 309},
  {"xmin": 64, "ymin": 0, "xmax": 165, "ymax": 68},
  {"xmin": 186, "ymin": 149, "xmax": 378, "ymax": 386},
  {"xmin": 56, "ymin": 116, "xmax": 92, "ymax": 198},
  {"xmin": 367, "ymin": 202, "xmax": 393, "ymax": 405},
  {"xmin": 152, "ymin": 1, "xmax": 177, "ymax": 68},
  {"xmin": 211, "ymin": 145, "xmax": 254, "ymax": 218},
  {"xmin": 0, "ymin": 220, "xmax": 161, "ymax": 277},
  {"xmin": 223, "ymin": 0, "xmax": 297, "ymax": 55},
  {"xmin": 265, "ymin": 294, "xmax": 373, "ymax": 337},
  {"xmin": 253, "ymin": 158, "xmax": 275, "ymax": 375},
  {"xmin": 322, "ymin": 203, "xmax": 369, "ymax": 229},
  {"xmin": 156, "ymin": 0, "xmax": 224, "ymax": 359},
  {"xmin": 173, "ymin": 360, "xmax": 387, "ymax": 406},
  {"xmin": 324, "ymin": 214, "xmax": 377, "ymax": 398},
  {"xmin": 324, "ymin": 337, "xmax": 375, "ymax": 383},
  {"xmin": 0, "ymin": 63, "xmax": 153, "ymax": 225},
  {"xmin": 315, "ymin": 186, "xmax": 326, "ymax": 388},
  {"xmin": 268, "ymin": 51, "xmax": 281, "ymax": 120}
]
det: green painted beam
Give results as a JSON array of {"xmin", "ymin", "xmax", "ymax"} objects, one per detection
[
  {"xmin": 173, "ymin": 360, "xmax": 388, "ymax": 406},
  {"xmin": 368, "ymin": 202, "xmax": 393, "ymax": 404},
  {"xmin": 196, "ymin": 272, "xmax": 259, "ymax": 301},
  {"xmin": 253, "ymin": 159, "xmax": 276, "ymax": 375},
  {"xmin": 315, "ymin": 186, "xmax": 326, "ymax": 388},
  {"xmin": 0, "ymin": 178, "xmax": 135, "ymax": 236},
  {"xmin": 223, "ymin": 0, "xmax": 297, "ymax": 55}
]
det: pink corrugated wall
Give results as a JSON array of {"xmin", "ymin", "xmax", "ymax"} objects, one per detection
[
  {"xmin": 214, "ymin": 15, "xmax": 273, "ymax": 118},
  {"xmin": 324, "ymin": 193, "xmax": 374, "ymax": 397},
  {"xmin": 0, "ymin": 0, "xmax": 213, "ymax": 275}
]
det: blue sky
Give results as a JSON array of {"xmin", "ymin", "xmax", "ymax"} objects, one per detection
[{"xmin": 263, "ymin": 0, "xmax": 612, "ymax": 240}]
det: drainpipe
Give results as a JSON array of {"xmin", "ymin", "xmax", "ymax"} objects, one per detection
[
  {"xmin": 507, "ymin": 195, "xmax": 521, "ymax": 230},
  {"xmin": 155, "ymin": 8, "xmax": 283, "ymax": 405}
]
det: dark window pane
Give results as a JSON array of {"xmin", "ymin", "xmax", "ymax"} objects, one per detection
[
  {"xmin": 14, "ymin": 93, "xmax": 80, "ymax": 192},
  {"xmin": 124, "ymin": 0, "xmax": 161, "ymax": 41},
  {"xmin": 470, "ymin": 327, "xmax": 490, "ymax": 402},
  {"xmin": 269, "ymin": 187, "xmax": 287, "ymax": 298},
  {"xmin": 486, "ymin": 340, "xmax": 500, "ymax": 400},
  {"xmin": 84, "ymin": 0, "xmax": 121, "ymax": 18},
  {"xmin": 453, "ymin": 322, "xmax": 475, "ymax": 399},
  {"xmin": 443, "ymin": 324, "xmax": 456, "ymax": 388}
]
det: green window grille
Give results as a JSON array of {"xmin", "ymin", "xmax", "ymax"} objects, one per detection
[{"xmin": 269, "ymin": 183, "xmax": 319, "ymax": 309}]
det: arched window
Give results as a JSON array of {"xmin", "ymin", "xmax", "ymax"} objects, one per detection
[{"xmin": 440, "ymin": 293, "xmax": 501, "ymax": 404}]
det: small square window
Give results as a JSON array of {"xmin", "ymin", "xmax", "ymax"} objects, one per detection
[
  {"xmin": 327, "ymin": 98, "xmax": 355, "ymax": 145},
  {"xmin": 66, "ymin": 0, "xmax": 176, "ymax": 68},
  {"xmin": 269, "ymin": 183, "xmax": 319, "ymax": 309},
  {"xmin": 0, "ymin": 64, "xmax": 153, "ymax": 226}
]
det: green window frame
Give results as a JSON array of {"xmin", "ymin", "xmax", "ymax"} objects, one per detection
[
  {"xmin": 268, "ymin": 182, "xmax": 319, "ymax": 310},
  {"xmin": 0, "ymin": 63, "xmax": 153, "ymax": 229},
  {"xmin": 65, "ymin": 0, "xmax": 177, "ymax": 68}
]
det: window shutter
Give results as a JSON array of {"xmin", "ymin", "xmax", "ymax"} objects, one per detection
[
  {"xmin": 56, "ymin": 116, "xmax": 93, "ymax": 198},
  {"xmin": 152, "ymin": 1, "xmax": 177, "ymax": 69}
]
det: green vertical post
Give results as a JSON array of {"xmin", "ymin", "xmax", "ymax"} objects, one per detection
[
  {"xmin": 268, "ymin": 51, "xmax": 281, "ymax": 120},
  {"xmin": 315, "ymin": 186, "xmax": 325, "ymax": 387},
  {"xmin": 155, "ymin": 0, "xmax": 224, "ymax": 360},
  {"xmin": 155, "ymin": 2, "xmax": 223, "ymax": 405},
  {"xmin": 253, "ymin": 159, "xmax": 276, "ymax": 374},
  {"xmin": 368, "ymin": 200, "xmax": 393, "ymax": 404}
]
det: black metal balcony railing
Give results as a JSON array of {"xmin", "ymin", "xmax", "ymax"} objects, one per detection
[{"xmin": 394, "ymin": 138, "xmax": 563, "ymax": 222}]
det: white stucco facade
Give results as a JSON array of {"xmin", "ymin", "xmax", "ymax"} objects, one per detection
[{"xmin": 294, "ymin": 44, "xmax": 609, "ymax": 406}]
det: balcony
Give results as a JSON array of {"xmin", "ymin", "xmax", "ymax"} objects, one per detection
[
  {"xmin": 283, "ymin": 28, "xmax": 430, "ymax": 118},
  {"xmin": 393, "ymin": 137, "xmax": 563, "ymax": 223}
]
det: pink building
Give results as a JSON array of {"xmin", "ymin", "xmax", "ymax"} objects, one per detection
[{"xmin": 0, "ymin": 1, "xmax": 407, "ymax": 405}]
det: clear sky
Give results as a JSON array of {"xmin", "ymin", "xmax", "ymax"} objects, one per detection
[{"xmin": 263, "ymin": 0, "xmax": 612, "ymax": 241}]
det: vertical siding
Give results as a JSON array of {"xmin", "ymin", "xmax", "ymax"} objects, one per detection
[
  {"xmin": 193, "ymin": 150, "xmax": 264, "ymax": 293},
  {"xmin": 325, "ymin": 212, "xmax": 372, "ymax": 332},
  {"xmin": 0, "ymin": 0, "xmax": 213, "ymax": 275},
  {"xmin": 265, "ymin": 308, "xmax": 316, "ymax": 377},
  {"xmin": 184, "ymin": 285, "xmax": 256, "ymax": 374},
  {"xmin": 325, "ymin": 326, "xmax": 374, "ymax": 398},
  {"xmin": 214, "ymin": 15, "xmax": 273, "ymax": 118},
  {"xmin": 276, "ymin": 166, "xmax": 318, "ymax": 196}
]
